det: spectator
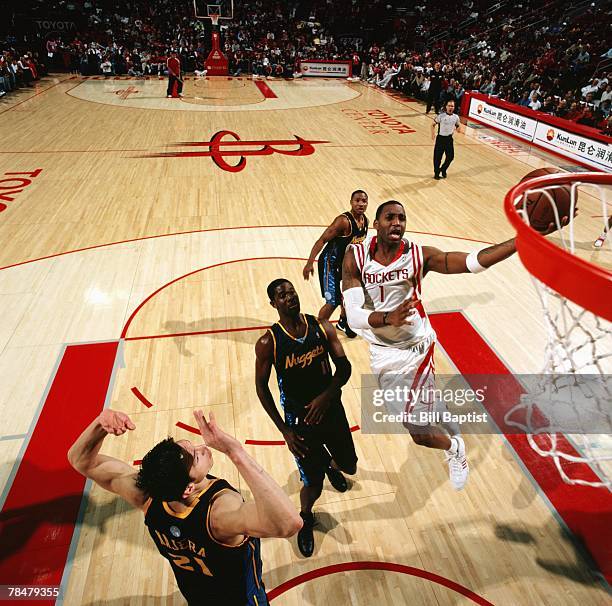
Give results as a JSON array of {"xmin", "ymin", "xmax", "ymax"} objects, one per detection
[
  {"xmin": 413, "ymin": 66, "xmax": 424, "ymax": 87},
  {"xmin": 518, "ymin": 91, "xmax": 531, "ymax": 107},
  {"xmin": 600, "ymin": 84, "xmax": 612, "ymax": 115},
  {"xmin": 528, "ymin": 92, "xmax": 541, "ymax": 111},
  {"xmin": 581, "ymin": 78, "xmax": 599, "ymax": 99},
  {"xmin": 100, "ymin": 57, "xmax": 113, "ymax": 76},
  {"xmin": 540, "ymin": 96, "xmax": 556, "ymax": 114},
  {"xmin": 576, "ymin": 105, "xmax": 596, "ymax": 127},
  {"xmin": 555, "ymin": 98, "xmax": 569, "ymax": 118},
  {"xmin": 129, "ymin": 52, "xmax": 143, "ymax": 76},
  {"xmin": 426, "ymin": 61, "xmax": 443, "ymax": 114},
  {"xmin": 599, "ymin": 113, "xmax": 612, "ymax": 135},
  {"xmin": 377, "ymin": 63, "xmax": 400, "ymax": 89},
  {"xmin": 10, "ymin": 57, "xmax": 25, "ymax": 87},
  {"xmin": 573, "ymin": 45, "xmax": 590, "ymax": 72},
  {"xmin": 453, "ymin": 81, "xmax": 465, "ymax": 111},
  {"xmin": 479, "ymin": 78, "xmax": 495, "ymax": 95}
]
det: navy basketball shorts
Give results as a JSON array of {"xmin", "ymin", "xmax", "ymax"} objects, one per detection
[
  {"xmin": 317, "ymin": 251, "xmax": 341, "ymax": 308},
  {"xmin": 285, "ymin": 403, "xmax": 358, "ymax": 487}
]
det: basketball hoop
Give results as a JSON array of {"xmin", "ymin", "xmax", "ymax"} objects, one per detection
[
  {"xmin": 210, "ymin": 14, "xmax": 220, "ymax": 27},
  {"xmin": 504, "ymin": 171, "xmax": 612, "ymax": 490}
]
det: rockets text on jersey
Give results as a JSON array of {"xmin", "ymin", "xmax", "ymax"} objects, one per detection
[{"xmin": 351, "ymin": 235, "xmax": 436, "ymax": 349}]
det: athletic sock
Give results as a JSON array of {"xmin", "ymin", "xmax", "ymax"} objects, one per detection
[{"xmin": 300, "ymin": 511, "xmax": 314, "ymax": 525}]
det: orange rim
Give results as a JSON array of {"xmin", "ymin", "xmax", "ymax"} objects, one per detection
[{"xmin": 504, "ymin": 172, "xmax": 612, "ymax": 322}]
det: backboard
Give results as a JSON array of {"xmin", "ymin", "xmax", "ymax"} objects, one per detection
[{"xmin": 194, "ymin": 0, "xmax": 234, "ymax": 19}]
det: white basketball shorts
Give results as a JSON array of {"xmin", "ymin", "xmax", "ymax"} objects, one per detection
[{"xmin": 370, "ymin": 335, "xmax": 436, "ymax": 427}]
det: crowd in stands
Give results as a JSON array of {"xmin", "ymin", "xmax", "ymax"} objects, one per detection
[
  {"xmin": 3, "ymin": 0, "xmax": 611, "ymax": 134},
  {"xmin": 363, "ymin": 1, "xmax": 612, "ymax": 134},
  {"xmin": 0, "ymin": 50, "xmax": 46, "ymax": 98}
]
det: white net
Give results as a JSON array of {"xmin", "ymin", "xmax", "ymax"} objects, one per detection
[{"xmin": 505, "ymin": 175, "xmax": 612, "ymax": 490}]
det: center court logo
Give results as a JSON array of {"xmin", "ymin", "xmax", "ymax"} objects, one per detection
[
  {"xmin": 141, "ymin": 130, "xmax": 328, "ymax": 172},
  {"xmin": 110, "ymin": 86, "xmax": 139, "ymax": 100}
]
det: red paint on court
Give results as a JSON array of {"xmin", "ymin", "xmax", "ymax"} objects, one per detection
[
  {"xmin": 431, "ymin": 312, "xmax": 612, "ymax": 584},
  {"xmin": 131, "ymin": 386, "xmax": 153, "ymax": 407},
  {"xmin": 127, "ymin": 323, "xmax": 272, "ymax": 342},
  {"xmin": 254, "ymin": 80, "xmax": 277, "ymax": 99},
  {"xmin": 245, "ymin": 426, "xmax": 360, "ymax": 446},
  {"xmin": 0, "ymin": 341, "xmax": 119, "ymax": 600},
  {"xmin": 175, "ymin": 421, "xmax": 200, "ymax": 434}
]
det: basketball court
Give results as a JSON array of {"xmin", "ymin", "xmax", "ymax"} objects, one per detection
[{"xmin": 0, "ymin": 66, "xmax": 611, "ymax": 605}]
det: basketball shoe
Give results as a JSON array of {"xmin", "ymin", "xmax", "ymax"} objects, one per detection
[
  {"xmin": 326, "ymin": 465, "xmax": 348, "ymax": 492},
  {"xmin": 337, "ymin": 316, "xmax": 357, "ymax": 338},
  {"xmin": 297, "ymin": 512, "xmax": 315, "ymax": 557},
  {"xmin": 445, "ymin": 436, "xmax": 469, "ymax": 490},
  {"xmin": 593, "ymin": 234, "xmax": 607, "ymax": 248}
]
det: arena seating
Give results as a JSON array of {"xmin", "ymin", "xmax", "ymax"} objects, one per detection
[{"xmin": 2, "ymin": 0, "xmax": 610, "ymax": 132}]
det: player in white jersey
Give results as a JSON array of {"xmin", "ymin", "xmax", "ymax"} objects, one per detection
[{"xmin": 342, "ymin": 200, "xmax": 520, "ymax": 490}]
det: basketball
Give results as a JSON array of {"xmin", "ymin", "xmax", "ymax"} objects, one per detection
[{"xmin": 516, "ymin": 167, "xmax": 573, "ymax": 232}]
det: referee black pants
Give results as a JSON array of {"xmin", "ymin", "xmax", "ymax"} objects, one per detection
[{"xmin": 433, "ymin": 134, "xmax": 454, "ymax": 176}]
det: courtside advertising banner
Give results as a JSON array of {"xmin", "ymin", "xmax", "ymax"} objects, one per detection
[
  {"xmin": 299, "ymin": 60, "xmax": 351, "ymax": 78},
  {"xmin": 469, "ymin": 97, "xmax": 537, "ymax": 141},
  {"xmin": 533, "ymin": 122, "xmax": 612, "ymax": 172}
]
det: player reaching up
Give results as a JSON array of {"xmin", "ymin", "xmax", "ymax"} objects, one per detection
[
  {"xmin": 303, "ymin": 190, "xmax": 369, "ymax": 337},
  {"xmin": 68, "ymin": 409, "xmax": 301, "ymax": 605},
  {"xmin": 341, "ymin": 200, "xmax": 565, "ymax": 490}
]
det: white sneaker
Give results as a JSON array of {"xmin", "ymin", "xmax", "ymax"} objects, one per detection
[
  {"xmin": 446, "ymin": 436, "xmax": 469, "ymax": 490},
  {"xmin": 593, "ymin": 235, "xmax": 606, "ymax": 248}
]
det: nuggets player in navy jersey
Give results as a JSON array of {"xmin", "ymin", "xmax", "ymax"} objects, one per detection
[
  {"xmin": 255, "ymin": 279, "xmax": 358, "ymax": 557},
  {"xmin": 303, "ymin": 190, "xmax": 369, "ymax": 338},
  {"xmin": 69, "ymin": 409, "xmax": 302, "ymax": 605}
]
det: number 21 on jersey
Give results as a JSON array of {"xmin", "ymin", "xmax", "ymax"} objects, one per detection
[{"xmin": 169, "ymin": 553, "xmax": 213, "ymax": 576}]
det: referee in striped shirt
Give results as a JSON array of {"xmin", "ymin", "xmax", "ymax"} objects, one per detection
[{"xmin": 431, "ymin": 100, "xmax": 462, "ymax": 179}]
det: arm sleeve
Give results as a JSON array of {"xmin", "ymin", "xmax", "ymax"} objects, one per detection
[{"xmin": 343, "ymin": 287, "xmax": 372, "ymax": 330}]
